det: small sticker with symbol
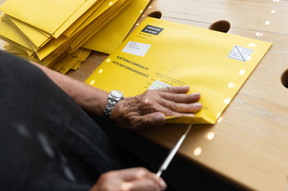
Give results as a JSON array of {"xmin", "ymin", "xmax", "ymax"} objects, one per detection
[{"xmin": 228, "ymin": 46, "xmax": 253, "ymax": 61}]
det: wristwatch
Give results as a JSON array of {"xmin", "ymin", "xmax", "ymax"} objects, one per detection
[{"xmin": 104, "ymin": 90, "xmax": 124, "ymax": 120}]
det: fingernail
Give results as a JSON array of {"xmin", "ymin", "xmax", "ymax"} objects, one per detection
[
  {"xmin": 155, "ymin": 113, "xmax": 165, "ymax": 123},
  {"xmin": 191, "ymin": 92, "xmax": 200, "ymax": 97},
  {"xmin": 159, "ymin": 179, "xmax": 167, "ymax": 190},
  {"xmin": 181, "ymin": 86, "xmax": 189, "ymax": 90},
  {"xmin": 194, "ymin": 102, "xmax": 202, "ymax": 109}
]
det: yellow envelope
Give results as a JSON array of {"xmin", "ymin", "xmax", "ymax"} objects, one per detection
[
  {"xmin": 83, "ymin": 0, "xmax": 150, "ymax": 54},
  {"xmin": 37, "ymin": 0, "xmax": 128, "ymax": 68},
  {"xmin": 66, "ymin": 0, "xmax": 119, "ymax": 37},
  {"xmin": 63, "ymin": 0, "xmax": 106, "ymax": 37},
  {"xmin": 35, "ymin": 0, "xmax": 129, "ymax": 60},
  {"xmin": 69, "ymin": 0, "xmax": 132, "ymax": 52},
  {"xmin": 52, "ymin": 48, "xmax": 91, "ymax": 74},
  {"xmin": 0, "ymin": 15, "xmax": 35, "ymax": 53},
  {"xmin": 9, "ymin": 17, "xmax": 50, "ymax": 48},
  {"xmin": 53, "ymin": 0, "xmax": 99, "ymax": 38},
  {"xmin": 85, "ymin": 17, "xmax": 272, "ymax": 124},
  {"xmin": 0, "ymin": 0, "xmax": 87, "ymax": 34},
  {"xmin": 4, "ymin": 43, "xmax": 30, "ymax": 60},
  {"xmin": 71, "ymin": 61, "xmax": 82, "ymax": 70}
]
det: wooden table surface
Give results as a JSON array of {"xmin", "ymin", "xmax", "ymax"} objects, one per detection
[
  {"xmin": 137, "ymin": 1, "xmax": 288, "ymax": 191},
  {"xmin": 1, "ymin": 0, "xmax": 288, "ymax": 190}
]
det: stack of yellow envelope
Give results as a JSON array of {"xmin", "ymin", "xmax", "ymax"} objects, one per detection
[
  {"xmin": 83, "ymin": 0, "xmax": 150, "ymax": 54},
  {"xmin": 0, "ymin": 0, "xmax": 150, "ymax": 73}
]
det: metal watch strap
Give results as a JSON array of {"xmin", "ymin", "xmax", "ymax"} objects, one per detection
[{"xmin": 104, "ymin": 90, "xmax": 124, "ymax": 120}]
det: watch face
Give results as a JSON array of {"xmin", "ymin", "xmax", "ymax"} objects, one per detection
[{"xmin": 110, "ymin": 90, "xmax": 124, "ymax": 98}]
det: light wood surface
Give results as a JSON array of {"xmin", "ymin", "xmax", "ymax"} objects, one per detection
[
  {"xmin": 136, "ymin": 1, "xmax": 288, "ymax": 191},
  {"xmin": 1, "ymin": 0, "xmax": 288, "ymax": 190}
]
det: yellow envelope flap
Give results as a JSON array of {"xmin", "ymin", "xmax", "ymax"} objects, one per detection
[{"xmin": 9, "ymin": 17, "xmax": 50, "ymax": 48}]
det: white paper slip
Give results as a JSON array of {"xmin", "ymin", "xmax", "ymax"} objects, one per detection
[{"xmin": 122, "ymin": 41, "xmax": 151, "ymax": 57}]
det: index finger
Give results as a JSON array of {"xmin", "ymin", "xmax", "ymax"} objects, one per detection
[
  {"xmin": 160, "ymin": 92, "xmax": 201, "ymax": 103},
  {"xmin": 157, "ymin": 86, "xmax": 190, "ymax": 94}
]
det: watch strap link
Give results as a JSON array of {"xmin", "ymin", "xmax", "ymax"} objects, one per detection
[{"xmin": 104, "ymin": 91, "xmax": 124, "ymax": 120}]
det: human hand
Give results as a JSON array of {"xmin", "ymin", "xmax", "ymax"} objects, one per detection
[
  {"xmin": 111, "ymin": 86, "xmax": 201, "ymax": 129},
  {"xmin": 90, "ymin": 167, "xmax": 167, "ymax": 191}
]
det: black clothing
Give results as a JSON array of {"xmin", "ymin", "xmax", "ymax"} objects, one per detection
[{"xmin": 0, "ymin": 51, "xmax": 146, "ymax": 190}]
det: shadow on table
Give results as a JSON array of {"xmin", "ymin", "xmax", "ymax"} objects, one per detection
[{"xmin": 95, "ymin": 118, "xmax": 242, "ymax": 191}]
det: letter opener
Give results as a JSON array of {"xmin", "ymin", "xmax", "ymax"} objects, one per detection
[{"xmin": 156, "ymin": 121, "xmax": 193, "ymax": 177}]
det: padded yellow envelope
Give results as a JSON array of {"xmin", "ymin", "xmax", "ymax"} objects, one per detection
[{"xmin": 86, "ymin": 17, "xmax": 272, "ymax": 124}]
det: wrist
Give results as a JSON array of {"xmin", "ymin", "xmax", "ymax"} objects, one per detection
[{"xmin": 81, "ymin": 87, "xmax": 109, "ymax": 117}]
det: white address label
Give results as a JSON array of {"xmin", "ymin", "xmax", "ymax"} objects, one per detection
[{"xmin": 122, "ymin": 41, "xmax": 151, "ymax": 57}]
